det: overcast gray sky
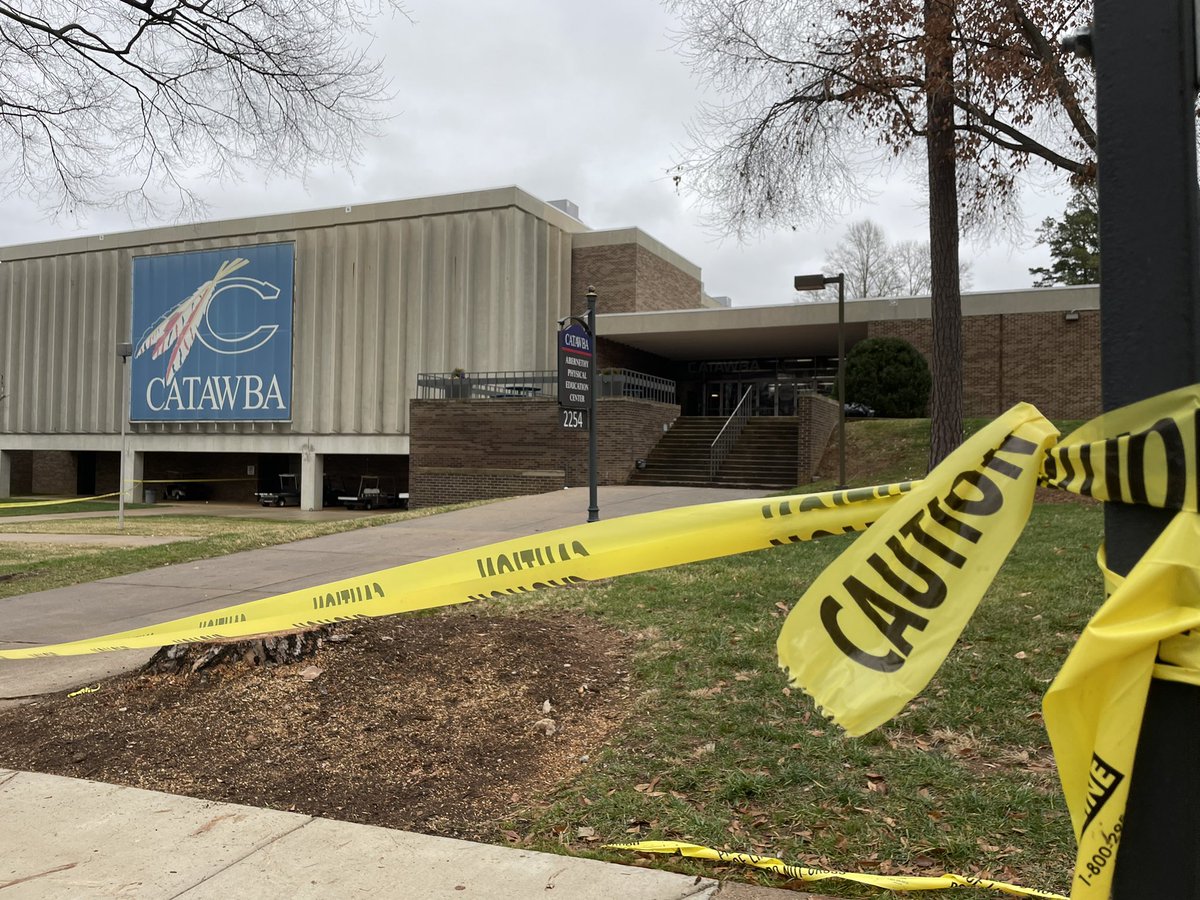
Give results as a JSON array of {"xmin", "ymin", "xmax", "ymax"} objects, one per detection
[{"xmin": 0, "ymin": 1, "xmax": 1073, "ymax": 307}]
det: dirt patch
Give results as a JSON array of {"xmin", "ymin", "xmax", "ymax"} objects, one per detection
[
  {"xmin": 1034, "ymin": 486, "xmax": 1098, "ymax": 505},
  {"xmin": 0, "ymin": 611, "xmax": 635, "ymax": 840}
]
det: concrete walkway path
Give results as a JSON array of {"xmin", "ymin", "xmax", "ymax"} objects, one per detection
[
  {"xmin": 0, "ymin": 768, "xmax": 821, "ymax": 899},
  {"xmin": 0, "ymin": 487, "xmax": 834, "ymax": 900},
  {"xmin": 0, "ymin": 485, "xmax": 771, "ymax": 704}
]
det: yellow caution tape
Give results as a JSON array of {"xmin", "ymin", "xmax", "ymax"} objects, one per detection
[
  {"xmin": 777, "ymin": 403, "xmax": 1058, "ymax": 735},
  {"xmin": 1041, "ymin": 382, "xmax": 1200, "ymax": 511},
  {"xmin": 66, "ymin": 684, "xmax": 100, "ymax": 697},
  {"xmin": 606, "ymin": 841, "xmax": 1067, "ymax": 898},
  {"xmin": 0, "ymin": 492, "xmax": 121, "ymax": 509},
  {"xmin": 1043, "ymin": 511, "xmax": 1200, "ymax": 899},
  {"xmin": 0, "ymin": 481, "xmax": 914, "ymax": 659}
]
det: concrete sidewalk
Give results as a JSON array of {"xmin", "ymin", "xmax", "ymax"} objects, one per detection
[
  {"xmin": 0, "ymin": 488, "xmax": 833, "ymax": 899},
  {"xmin": 0, "ymin": 485, "xmax": 770, "ymax": 703},
  {"xmin": 0, "ymin": 768, "xmax": 819, "ymax": 899}
]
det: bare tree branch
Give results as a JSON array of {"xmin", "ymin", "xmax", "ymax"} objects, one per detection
[{"xmin": 0, "ymin": 0, "xmax": 410, "ymax": 218}]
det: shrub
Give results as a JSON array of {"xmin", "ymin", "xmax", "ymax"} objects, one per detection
[{"xmin": 843, "ymin": 337, "xmax": 931, "ymax": 417}]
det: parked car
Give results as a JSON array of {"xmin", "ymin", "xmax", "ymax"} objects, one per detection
[
  {"xmin": 844, "ymin": 401, "xmax": 876, "ymax": 418},
  {"xmin": 162, "ymin": 480, "xmax": 210, "ymax": 501}
]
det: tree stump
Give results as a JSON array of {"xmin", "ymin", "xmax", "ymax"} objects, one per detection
[{"xmin": 144, "ymin": 626, "xmax": 338, "ymax": 675}]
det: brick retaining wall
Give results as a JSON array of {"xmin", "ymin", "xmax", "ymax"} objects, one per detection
[
  {"xmin": 410, "ymin": 397, "xmax": 680, "ymax": 507},
  {"xmin": 797, "ymin": 394, "xmax": 840, "ymax": 483}
]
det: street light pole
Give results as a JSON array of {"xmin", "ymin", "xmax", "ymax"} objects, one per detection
[
  {"xmin": 835, "ymin": 272, "xmax": 846, "ymax": 490},
  {"xmin": 116, "ymin": 342, "xmax": 132, "ymax": 532},
  {"xmin": 586, "ymin": 287, "xmax": 599, "ymax": 523},
  {"xmin": 1091, "ymin": 0, "xmax": 1200, "ymax": 894},
  {"xmin": 794, "ymin": 273, "xmax": 848, "ymax": 488}
]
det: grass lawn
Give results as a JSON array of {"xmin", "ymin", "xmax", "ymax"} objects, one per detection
[
  {"xmin": 0, "ymin": 505, "xmax": 475, "ymax": 600},
  {"xmin": 497, "ymin": 500, "xmax": 1101, "ymax": 898},
  {"xmin": 807, "ymin": 417, "xmax": 1087, "ymax": 491},
  {"xmin": 0, "ymin": 499, "xmax": 154, "ymax": 518}
]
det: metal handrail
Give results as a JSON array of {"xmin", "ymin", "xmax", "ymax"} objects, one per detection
[
  {"xmin": 710, "ymin": 387, "xmax": 754, "ymax": 478},
  {"xmin": 415, "ymin": 369, "xmax": 677, "ymax": 404}
]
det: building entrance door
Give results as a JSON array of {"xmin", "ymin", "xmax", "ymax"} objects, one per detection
[{"xmin": 703, "ymin": 379, "xmax": 798, "ymax": 417}]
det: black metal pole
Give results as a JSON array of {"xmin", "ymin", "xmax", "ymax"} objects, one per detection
[
  {"xmin": 836, "ymin": 272, "xmax": 846, "ymax": 489},
  {"xmin": 1095, "ymin": 0, "xmax": 1200, "ymax": 895},
  {"xmin": 586, "ymin": 287, "xmax": 600, "ymax": 523}
]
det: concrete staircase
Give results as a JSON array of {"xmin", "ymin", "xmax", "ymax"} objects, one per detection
[{"xmin": 629, "ymin": 416, "xmax": 799, "ymax": 489}]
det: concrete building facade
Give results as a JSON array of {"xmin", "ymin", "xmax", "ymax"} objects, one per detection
[{"xmin": 0, "ymin": 185, "xmax": 1101, "ymax": 508}]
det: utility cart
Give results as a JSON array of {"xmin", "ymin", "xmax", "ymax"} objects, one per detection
[
  {"xmin": 255, "ymin": 473, "xmax": 301, "ymax": 507},
  {"xmin": 338, "ymin": 475, "xmax": 408, "ymax": 510}
]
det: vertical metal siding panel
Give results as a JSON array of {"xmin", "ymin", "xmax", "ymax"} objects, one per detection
[
  {"xmin": 337, "ymin": 224, "xmax": 361, "ymax": 434},
  {"xmin": 477, "ymin": 210, "xmax": 497, "ymax": 369},
  {"xmin": 296, "ymin": 229, "xmax": 322, "ymax": 434},
  {"xmin": 398, "ymin": 218, "xmax": 424, "ymax": 435},
  {"xmin": 458, "ymin": 213, "xmax": 482, "ymax": 369},
  {"xmin": 111, "ymin": 250, "xmax": 129, "ymax": 435},
  {"xmin": 321, "ymin": 228, "xmax": 342, "ymax": 433},
  {"xmin": 61, "ymin": 255, "xmax": 78, "ymax": 433},
  {"xmin": 358, "ymin": 222, "xmax": 382, "ymax": 434},
  {"xmin": 498, "ymin": 210, "xmax": 518, "ymax": 368},
  {"xmin": 494, "ymin": 210, "xmax": 511, "ymax": 371},
  {"xmin": 550, "ymin": 226, "xmax": 565, "ymax": 368},
  {"xmin": 506, "ymin": 211, "xmax": 527, "ymax": 368},
  {"xmin": 534, "ymin": 223, "xmax": 553, "ymax": 371},
  {"xmin": 322, "ymin": 228, "xmax": 343, "ymax": 434},
  {"xmin": 497, "ymin": 209, "xmax": 517, "ymax": 368},
  {"xmin": 446, "ymin": 215, "xmax": 469, "ymax": 370},
  {"xmin": 427, "ymin": 217, "xmax": 450, "ymax": 370},
  {"xmin": 47, "ymin": 258, "xmax": 65, "ymax": 432},
  {"xmin": 93, "ymin": 253, "xmax": 108, "ymax": 434},
  {"xmin": 26, "ymin": 260, "xmax": 44, "ymax": 432},
  {"xmin": 381, "ymin": 220, "xmax": 403, "ymax": 435},
  {"xmin": 15, "ymin": 263, "xmax": 31, "ymax": 431},
  {"xmin": 557, "ymin": 230, "xmax": 573, "ymax": 325},
  {"xmin": 76, "ymin": 254, "xmax": 94, "ymax": 431},
  {"xmin": 0, "ymin": 264, "xmax": 13, "ymax": 433},
  {"xmin": 517, "ymin": 212, "xmax": 539, "ymax": 368}
]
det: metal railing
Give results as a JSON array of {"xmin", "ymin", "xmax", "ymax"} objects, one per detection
[
  {"xmin": 416, "ymin": 370, "xmax": 557, "ymax": 400},
  {"xmin": 415, "ymin": 369, "xmax": 677, "ymax": 404},
  {"xmin": 710, "ymin": 387, "xmax": 754, "ymax": 478},
  {"xmin": 597, "ymin": 369, "xmax": 677, "ymax": 404}
]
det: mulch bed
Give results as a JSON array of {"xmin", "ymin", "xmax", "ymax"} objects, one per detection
[{"xmin": 0, "ymin": 611, "xmax": 635, "ymax": 841}]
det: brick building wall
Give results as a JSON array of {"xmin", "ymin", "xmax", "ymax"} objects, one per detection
[
  {"xmin": 797, "ymin": 395, "xmax": 839, "ymax": 482},
  {"xmin": 572, "ymin": 245, "xmax": 638, "ymax": 313},
  {"xmin": 570, "ymin": 242, "xmax": 701, "ymax": 316},
  {"xmin": 410, "ymin": 468, "xmax": 565, "ymax": 507},
  {"xmin": 634, "ymin": 246, "xmax": 702, "ymax": 311},
  {"xmin": 32, "ymin": 450, "xmax": 76, "ymax": 494},
  {"xmin": 409, "ymin": 397, "xmax": 680, "ymax": 507},
  {"xmin": 867, "ymin": 308, "xmax": 1100, "ymax": 420},
  {"xmin": 1000, "ymin": 311, "xmax": 1100, "ymax": 420}
]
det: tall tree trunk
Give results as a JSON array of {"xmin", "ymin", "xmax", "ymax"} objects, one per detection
[{"xmin": 924, "ymin": 0, "xmax": 964, "ymax": 467}]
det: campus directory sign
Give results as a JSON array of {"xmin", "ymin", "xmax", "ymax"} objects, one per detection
[
  {"xmin": 557, "ymin": 322, "xmax": 593, "ymax": 416},
  {"xmin": 129, "ymin": 243, "xmax": 295, "ymax": 422}
]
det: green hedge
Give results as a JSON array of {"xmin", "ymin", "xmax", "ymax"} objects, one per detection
[{"xmin": 844, "ymin": 337, "xmax": 931, "ymax": 417}]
